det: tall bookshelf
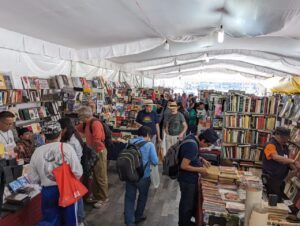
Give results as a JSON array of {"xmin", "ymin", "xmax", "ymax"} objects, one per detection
[
  {"xmin": 222, "ymin": 92, "xmax": 280, "ymax": 169},
  {"xmin": 276, "ymin": 94, "xmax": 300, "ymax": 211}
]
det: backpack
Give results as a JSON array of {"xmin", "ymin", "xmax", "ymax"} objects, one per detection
[
  {"xmin": 81, "ymin": 143, "xmax": 99, "ymax": 177},
  {"xmin": 162, "ymin": 139, "xmax": 197, "ymax": 179},
  {"xmin": 83, "ymin": 118, "xmax": 114, "ymax": 152},
  {"xmin": 116, "ymin": 141, "xmax": 148, "ymax": 183}
]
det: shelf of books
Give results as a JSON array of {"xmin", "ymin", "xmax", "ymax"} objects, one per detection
[
  {"xmin": 222, "ymin": 92, "xmax": 280, "ymax": 169},
  {"xmin": 275, "ymin": 94, "xmax": 300, "ymax": 211}
]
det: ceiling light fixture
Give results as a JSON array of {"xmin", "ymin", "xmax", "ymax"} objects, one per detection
[
  {"xmin": 217, "ymin": 25, "xmax": 224, "ymax": 43},
  {"xmin": 178, "ymin": 67, "xmax": 182, "ymax": 80},
  {"xmin": 164, "ymin": 40, "xmax": 170, "ymax": 50}
]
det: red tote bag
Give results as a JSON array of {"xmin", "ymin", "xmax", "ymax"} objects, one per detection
[{"xmin": 52, "ymin": 143, "xmax": 88, "ymax": 207}]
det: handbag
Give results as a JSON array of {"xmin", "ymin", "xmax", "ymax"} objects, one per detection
[
  {"xmin": 52, "ymin": 143, "xmax": 88, "ymax": 207},
  {"xmin": 150, "ymin": 165, "xmax": 160, "ymax": 189}
]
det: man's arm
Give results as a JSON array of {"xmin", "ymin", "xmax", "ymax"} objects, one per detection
[
  {"xmin": 149, "ymin": 143, "xmax": 159, "ymax": 165},
  {"xmin": 180, "ymin": 158, "xmax": 207, "ymax": 175},
  {"xmin": 270, "ymin": 153, "xmax": 295, "ymax": 165},
  {"xmin": 156, "ymin": 123, "xmax": 161, "ymax": 142},
  {"xmin": 92, "ymin": 121, "xmax": 105, "ymax": 152}
]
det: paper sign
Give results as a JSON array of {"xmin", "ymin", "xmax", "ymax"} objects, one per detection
[{"xmin": 0, "ymin": 143, "xmax": 4, "ymax": 157}]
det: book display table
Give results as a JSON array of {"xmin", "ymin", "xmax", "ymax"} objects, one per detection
[{"xmin": 0, "ymin": 193, "xmax": 41, "ymax": 226}]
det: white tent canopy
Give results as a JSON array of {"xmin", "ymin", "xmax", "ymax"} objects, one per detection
[{"xmin": 1, "ymin": 0, "xmax": 300, "ymax": 83}]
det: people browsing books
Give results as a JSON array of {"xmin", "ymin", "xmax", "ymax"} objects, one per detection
[
  {"xmin": 178, "ymin": 128, "xmax": 219, "ymax": 226},
  {"xmin": 14, "ymin": 127, "xmax": 35, "ymax": 164},
  {"xmin": 28, "ymin": 121, "xmax": 82, "ymax": 226},
  {"xmin": 262, "ymin": 127, "xmax": 300, "ymax": 202},
  {"xmin": 59, "ymin": 117, "xmax": 85, "ymax": 225},
  {"xmin": 123, "ymin": 126, "xmax": 158, "ymax": 226},
  {"xmin": 76, "ymin": 106, "xmax": 109, "ymax": 209}
]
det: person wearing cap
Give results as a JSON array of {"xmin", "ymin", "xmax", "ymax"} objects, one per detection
[
  {"xmin": 14, "ymin": 127, "xmax": 35, "ymax": 164},
  {"xmin": 178, "ymin": 128, "xmax": 219, "ymax": 226},
  {"xmin": 29, "ymin": 121, "xmax": 83, "ymax": 226},
  {"xmin": 136, "ymin": 99, "xmax": 161, "ymax": 145},
  {"xmin": 262, "ymin": 127, "xmax": 300, "ymax": 201},
  {"xmin": 163, "ymin": 101, "xmax": 188, "ymax": 153}
]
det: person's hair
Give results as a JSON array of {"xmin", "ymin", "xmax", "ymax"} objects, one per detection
[
  {"xmin": 58, "ymin": 117, "xmax": 84, "ymax": 145},
  {"xmin": 199, "ymin": 102, "xmax": 205, "ymax": 106},
  {"xmin": 18, "ymin": 127, "xmax": 30, "ymax": 137},
  {"xmin": 177, "ymin": 102, "xmax": 184, "ymax": 110},
  {"xmin": 45, "ymin": 132, "xmax": 61, "ymax": 141},
  {"xmin": 0, "ymin": 111, "xmax": 15, "ymax": 120},
  {"xmin": 198, "ymin": 133, "xmax": 210, "ymax": 143},
  {"xmin": 137, "ymin": 126, "xmax": 152, "ymax": 137},
  {"xmin": 77, "ymin": 106, "xmax": 93, "ymax": 118},
  {"xmin": 193, "ymin": 103, "xmax": 200, "ymax": 111}
]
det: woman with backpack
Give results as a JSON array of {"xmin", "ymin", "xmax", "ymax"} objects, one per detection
[{"xmin": 58, "ymin": 117, "xmax": 85, "ymax": 226}]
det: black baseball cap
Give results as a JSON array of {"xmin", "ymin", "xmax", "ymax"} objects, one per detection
[{"xmin": 201, "ymin": 128, "xmax": 219, "ymax": 144}]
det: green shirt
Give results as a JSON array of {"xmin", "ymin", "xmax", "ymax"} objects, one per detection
[{"xmin": 189, "ymin": 109, "xmax": 197, "ymax": 126}]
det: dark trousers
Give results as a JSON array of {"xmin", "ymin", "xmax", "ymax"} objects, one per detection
[
  {"xmin": 179, "ymin": 181, "xmax": 197, "ymax": 226},
  {"xmin": 37, "ymin": 186, "xmax": 77, "ymax": 226},
  {"xmin": 124, "ymin": 177, "xmax": 151, "ymax": 226},
  {"xmin": 266, "ymin": 177, "xmax": 286, "ymax": 202}
]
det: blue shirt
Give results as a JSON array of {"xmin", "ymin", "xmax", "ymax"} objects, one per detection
[
  {"xmin": 178, "ymin": 135, "xmax": 202, "ymax": 184},
  {"xmin": 129, "ymin": 137, "xmax": 159, "ymax": 178},
  {"xmin": 136, "ymin": 110, "xmax": 159, "ymax": 135}
]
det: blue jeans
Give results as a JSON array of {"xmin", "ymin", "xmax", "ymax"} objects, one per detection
[
  {"xmin": 178, "ymin": 182, "xmax": 197, "ymax": 226},
  {"xmin": 77, "ymin": 198, "xmax": 85, "ymax": 223},
  {"xmin": 37, "ymin": 186, "xmax": 77, "ymax": 226},
  {"xmin": 124, "ymin": 177, "xmax": 151, "ymax": 226}
]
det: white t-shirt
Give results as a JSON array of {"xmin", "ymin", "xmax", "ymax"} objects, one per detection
[
  {"xmin": 28, "ymin": 142, "xmax": 83, "ymax": 187},
  {"xmin": 0, "ymin": 130, "xmax": 16, "ymax": 152},
  {"xmin": 68, "ymin": 134, "xmax": 83, "ymax": 160}
]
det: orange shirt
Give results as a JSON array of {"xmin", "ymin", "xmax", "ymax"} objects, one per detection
[
  {"xmin": 77, "ymin": 119, "xmax": 106, "ymax": 152},
  {"xmin": 264, "ymin": 143, "xmax": 278, "ymax": 160}
]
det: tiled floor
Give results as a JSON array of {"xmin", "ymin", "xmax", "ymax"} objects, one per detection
[{"xmin": 84, "ymin": 162, "xmax": 180, "ymax": 226}]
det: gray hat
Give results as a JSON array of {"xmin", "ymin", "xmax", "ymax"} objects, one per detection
[{"xmin": 274, "ymin": 127, "xmax": 291, "ymax": 137}]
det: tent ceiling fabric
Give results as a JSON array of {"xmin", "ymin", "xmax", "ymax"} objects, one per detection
[{"xmin": 1, "ymin": 0, "xmax": 300, "ymax": 79}]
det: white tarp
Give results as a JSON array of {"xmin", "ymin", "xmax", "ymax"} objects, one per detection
[{"xmin": 1, "ymin": 0, "xmax": 300, "ymax": 82}]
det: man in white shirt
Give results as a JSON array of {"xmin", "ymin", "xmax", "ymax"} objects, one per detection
[
  {"xmin": 0, "ymin": 111, "xmax": 16, "ymax": 157},
  {"xmin": 29, "ymin": 121, "xmax": 82, "ymax": 226}
]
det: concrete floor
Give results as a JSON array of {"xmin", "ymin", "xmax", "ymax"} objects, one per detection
[{"xmin": 84, "ymin": 162, "xmax": 180, "ymax": 226}]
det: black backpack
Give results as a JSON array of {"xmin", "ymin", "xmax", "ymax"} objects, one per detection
[
  {"xmin": 83, "ymin": 118, "xmax": 114, "ymax": 152},
  {"xmin": 162, "ymin": 139, "xmax": 197, "ymax": 179},
  {"xmin": 116, "ymin": 141, "xmax": 148, "ymax": 183},
  {"xmin": 81, "ymin": 143, "xmax": 99, "ymax": 177}
]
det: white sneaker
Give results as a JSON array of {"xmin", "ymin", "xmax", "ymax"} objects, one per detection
[
  {"xmin": 78, "ymin": 223, "xmax": 84, "ymax": 226},
  {"xmin": 93, "ymin": 199, "xmax": 109, "ymax": 208}
]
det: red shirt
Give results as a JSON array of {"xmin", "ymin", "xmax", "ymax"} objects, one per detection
[{"xmin": 77, "ymin": 118, "xmax": 106, "ymax": 152}]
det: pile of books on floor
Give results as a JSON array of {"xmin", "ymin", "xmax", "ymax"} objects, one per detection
[{"xmin": 202, "ymin": 180, "xmax": 226, "ymax": 213}]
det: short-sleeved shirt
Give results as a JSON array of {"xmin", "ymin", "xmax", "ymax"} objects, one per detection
[
  {"xmin": 178, "ymin": 135, "xmax": 202, "ymax": 184},
  {"xmin": 264, "ymin": 143, "xmax": 278, "ymax": 160},
  {"xmin": 164, "ymin": 112, "xmax": 185, "ymax": 136},
  {"xmin": 136, "ymin": 110, "xmax": 159, "ymax": 135}
]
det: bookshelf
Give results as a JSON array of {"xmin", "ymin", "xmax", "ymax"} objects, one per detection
[
  {"xmin": 222, "ymin": 92, "xmax": 280, "ymax": 169},
  {"xmin": 275, "ymin": 94, "xmax": 300, "ymax": 211}
]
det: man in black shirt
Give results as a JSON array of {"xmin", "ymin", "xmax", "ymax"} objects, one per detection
[{"xmin": 178, "ymin": 128, "xmax": 219, "ymax": 226}]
